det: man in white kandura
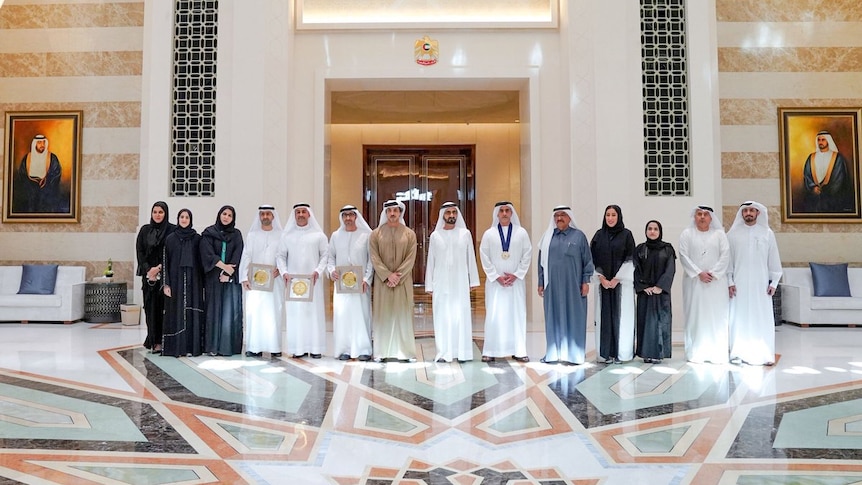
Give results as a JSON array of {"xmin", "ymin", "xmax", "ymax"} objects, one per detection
[
  {"xmin": 425, "ymin": 201, "xmax": 480, "ymax": 363},
  {"xmin": 276, "ymin": 203, "xmax": 328, "ymax": 359},
  {"xmin": 239, "ymin": 204, "xmax": 285, "ymax": 357},
  {"xmin": 478, "ymin": 201, "xmax": 532, "ymax": 363},
  {"xmin": 679, "ymin": 205, "xmax": 731, "ymax": 364},
  {"xmin": 727, "ymin": 201, "xmax": 782, "ymax": 366},
  {"xmin": 327, "ymin": 205, "xmax": 374, "ymax": 361}
]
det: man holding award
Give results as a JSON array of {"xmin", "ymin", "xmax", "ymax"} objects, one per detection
[
  {"xmin": 276, "ymin": 203, "xmax": 329, "ymax": 359},
  {"xmin": 327, "ymin": 205, "xmax": 374, "ymax": 361},
  {"xmin": 239, "ymin": 204, "xmax": 285, "ymax": 357}
]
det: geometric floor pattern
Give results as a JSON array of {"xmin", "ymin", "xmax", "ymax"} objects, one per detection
[{"xmin": 1, "ymin": 322, "xmax": 862, "ymax": 484}]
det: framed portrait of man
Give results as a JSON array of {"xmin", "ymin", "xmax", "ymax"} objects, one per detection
[
  {"xmin": 778, "ymin": 107, "xmax": 862, "ymax": 223},
  {"xmin": 3, "ymin": 111, "xmax": 83, "ymax": 223}
]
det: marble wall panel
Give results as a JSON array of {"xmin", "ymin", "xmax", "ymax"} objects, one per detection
[
  {"xmin": 0, "ymin": 102, "xmax": 142, "ymax": 128},
  {"xmin": 718, "ymin": 47, "xmax": 862, "ymax": 72},
  {"xmin": 716, "ymin": 0, "xmax": 862, "ymax": 22},
  {"xmin": 722, "ymin": 152, "xmax": 779, "ymax": 179},
  {"xmin": 720, "ymin": 99, "xmax": 862, "ymax": 126},
  {"xmin": 0, "ymin": 3, "xmax": 144, "ymax": 29},
  {"xmin": 0, "ymin": 207, "xmax": 138, "ymax": 233},
  {"xmin": 0, "ymin": 52, "xmax": 142, "ymax": 77}
]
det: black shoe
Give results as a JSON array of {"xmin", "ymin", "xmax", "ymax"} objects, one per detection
[
  {"xmin": 540, "ymin": 357, "xmax": 558, "ymax": 364},
  {"xmin": 338, "ymin": 353, "xmax": 350, "ymax": 361},
  {"xmin": 271, "ymin": 352, "xmax": 282, "ymax": 357},
  {"xmin": 512, "ymin": 355, "xmax": 529, "ymax": 363},
  {"xmin": 652, "ymin": 358, "xmax": 662, "ymax": 364},
  {"xmin": 311, "ymin": 353, "xmax": 322, "ymax": 359},
  {"xmin": 643, "ymin": 358, "xmax": 653, "ymax": 363},
  {"xmin": 245, "ymin": 351, "xmax": 262, "ymax": 357},
  {"xmin": 208, "ymin": 351, "xmax": 217, "ymax": 357},
  {"xmin": 603, "ymin": 358, "xmax": 614, "ymax": 364},
  {"xmin": 436, "ymin": 358, "xmax": 448, "ymax": 363},
  {"xmin": 357, "ymin": 354, "xmax": 371, "ymax": 361},
  {"xmin": 613, "ymin": 358, "xmax": 622, "ymax": 364},
  {"xmin": 292, "ymin": 353, "xmax": 308, "ymax": 358}
]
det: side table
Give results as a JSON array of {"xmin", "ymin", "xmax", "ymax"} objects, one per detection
[{"xmin": 84, "ymin": 281, "xmax": 128, "ymax": 323}]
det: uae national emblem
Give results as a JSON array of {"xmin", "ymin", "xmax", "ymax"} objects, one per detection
[{"xmin": 414, "ymin": 35, "xmax": 438, "ymax": 66}]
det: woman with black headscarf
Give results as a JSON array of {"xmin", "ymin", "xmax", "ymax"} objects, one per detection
[
  {"xmin": 162, "ymin": 209, "xmax": 205, "ymax": 357},
  {"xmin": 200, "ymin": 205, "xmax": 244, "ymax": 356},
  {"xmin": 590, "ymin": 205, "xmax": 636, "ymax": 364},
  {"xmin": 136, "ymin": 201, "xmax": 176, "ymax": 353},
  {"xmin": 634, "ymin": 220, "xmax": 676, "ymax": 364}
]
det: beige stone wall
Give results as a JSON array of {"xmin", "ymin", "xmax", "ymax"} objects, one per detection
[
  {"xmin": 0, "ymin": 2, "xmax": 143, "ymax": 283},
  {"xmin": 717, "ymin": 0, "xmax": 862, "ymax": 266}
]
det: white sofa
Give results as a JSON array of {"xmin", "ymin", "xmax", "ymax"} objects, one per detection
[
  {"xmin": 781, "ymin": 267, "xmax": 862, "ymax": 327},
  {"xmin": 0, "ymin": 266, "xmax": 86, "ymax": 323}
]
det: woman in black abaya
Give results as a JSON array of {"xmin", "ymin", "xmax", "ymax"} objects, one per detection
[
  {"xmin": 200, "ymin": 205, "xmax": 244, "ymax": 356},
  {"xmin": 162, "ymin": 209, "xmax": 205, "ymax": 357},
  {"xmin": 590, "ymin": 205, "xmax": 636, "ymax": 364},
  {"xmin": 634, "ymin": 220, "xmax": 676, "ymax": 363},
  {"xmin": 135, "ymin": 201, "xmax": 176, "ymax": 353}
]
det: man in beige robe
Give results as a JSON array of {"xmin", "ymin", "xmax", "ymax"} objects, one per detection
[{"xmin": 369, "ymin": 199, "xmax": 418, "ymax": 362}]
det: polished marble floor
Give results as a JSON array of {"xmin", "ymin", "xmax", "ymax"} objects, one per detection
[{"xmin": 0, "ymin": 319, "xmax": 861, "ymax": 485}]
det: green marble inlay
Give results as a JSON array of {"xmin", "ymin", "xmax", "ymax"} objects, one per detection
[
  {"xmin": 383, "ymin": 348, "xmax": 499, "ymax": 406},
  {"xmin": 737, "ymin": 476, "xmax": 862, "ymax": 485},
  {"xmin": 73, "ymin": 466, "xmax": 199, "ymax": 485},
  {"xmin": 147, "ymin": 354, "xmax": 311, "ymax": 413},
  {"xmin": 628, "ymin": 426, "xmax": 689, "ymax": 453},
  {"xmin": 487, "ymin": 405, "xmax": 539, "ymax": 433},
  {"xmin": 366, "ymin": 406, "xmax": 417, "ymax": 433},
  {"xmin": 845, "ymin": 420, "xmax": 862, "ymax": 433},
  {"xmin": 0, "ymin": 383, "xmax": 145, "ymax": 442},
  {"xmin": 576, "ymin": 366, "xmax": 723, "ymax": 415},
  {"xmin": 774, "ymin": 399, "xmax": 862, "ymax": 449},
  {"xmin": 219, "ymin": 423, "xmax": 285, "ymax": 450}
]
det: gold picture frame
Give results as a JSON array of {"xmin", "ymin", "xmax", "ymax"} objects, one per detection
[
  {"xmin": 336, "ymin": 265, "xmax": 363, "ymax": 294},
  {"xmin": 778, "ymin": 107, "xmax": 862, "ymax": 223},
  {"xmin": 248, "ymin": 263, "xmax": 275, "ymax": 292},
  {"xmin": 3, "ymin": 111, "xmax": 83, "ymax": 223},
  {"xmin": 286, "ymin": 274, "xmax": 314, "ymax": 301}
]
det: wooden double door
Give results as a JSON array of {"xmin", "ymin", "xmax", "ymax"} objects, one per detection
[{"xmin": 363, "ymin": 145, "xmax": 476, "ymax": 286}]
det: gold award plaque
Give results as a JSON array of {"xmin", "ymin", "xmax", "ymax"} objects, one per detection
[
  {"xmin": 248, "ymin": 264, "xmax": 274, "ymax": 291},
  {"xmin": 336, "ymin": 265, "xmax": 363, "ymax": 294},
  {"xmin": 292, "ymin": 280, "xmax": 308, "ymax": 296},
  {"xmin": 286, "ymin": 274, "xmax": 314, "ymax": 301}
]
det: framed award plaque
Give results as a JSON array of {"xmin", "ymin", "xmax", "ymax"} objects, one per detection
[
  {"xmin": 286, "ymin": 274, "xmax": 314, "ymax": 301},
  {"xmin": 336, "ymin": 265, "xmax": 363, "ymax": 294},
  {"xmin": 248, "ymin": 264, "xmax": 275, "ymax": 291}
]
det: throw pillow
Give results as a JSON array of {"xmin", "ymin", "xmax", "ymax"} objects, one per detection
[
  {"xmin": 809, "ymin": 262, "xmax": 852, "ymax": 297},
  {"xmin": 17, "ymin": 264, "xmax": 60, "ymax": 295}
]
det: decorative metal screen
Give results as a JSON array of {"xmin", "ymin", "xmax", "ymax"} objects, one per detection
[
  {"xmin": 171, "ymin": 0, "xmax": 218, "ymax": 197},
  {"xmin": 641, "ymin": 0, "xmax": 690, "ymax": 196}
]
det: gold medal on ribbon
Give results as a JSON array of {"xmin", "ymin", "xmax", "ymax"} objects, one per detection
[
  {"xmin": 502, "ymin": 252, "xmax": 510, "ymax": 260},
  {"xmin": 342, "ymin": 271, "xmax": 358, "ymax": 288},
  {"xmin": 292, "ymin": 280, "xmax": 308, "ymax": 296}
]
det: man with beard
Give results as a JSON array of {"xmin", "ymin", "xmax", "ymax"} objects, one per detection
[
  {"xmin": 479, "ymin": 201, "xmax": 532, "ymax": 363},
  {"xmin": 276, "ymin": 204, "xmax": 329, "ymax": 358},
  {"xmin": 239, "ymin": 205, "xmax": 285, "ymax": 358},
  {"xmin": 12, "ymin": 134, "xmax": 65, "ymax": 213},
  {"xmin": 426, "ymin": 202, "xmax": 480, "ymax": 363},
  {"xmin": 327, "ymin": 205, "xmax": 374, "ymax": 361},
  {"xmin": 727, "ymin": 201, "xmax": 782, "ymax": 366},
  {"xmin": 369, "ymin": 200, "xmax": 418, "ymax": 363},
  {"xmin": 679, "ymin": 205, "xmax": 730, "ymax": 364}
]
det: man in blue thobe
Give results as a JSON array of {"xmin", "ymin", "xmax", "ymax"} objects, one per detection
[{"xmin": 537, "ymin": 205, "xmax": 594, "ymax": 365}]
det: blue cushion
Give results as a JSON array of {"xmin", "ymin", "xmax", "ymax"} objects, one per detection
[
  {"xmin": 809, "ymin": 263, "xmax": 851, "ymax": 297},
  {"xmin": 17, "ymin": 264, "xmax": 59, "ymax": 295}
]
